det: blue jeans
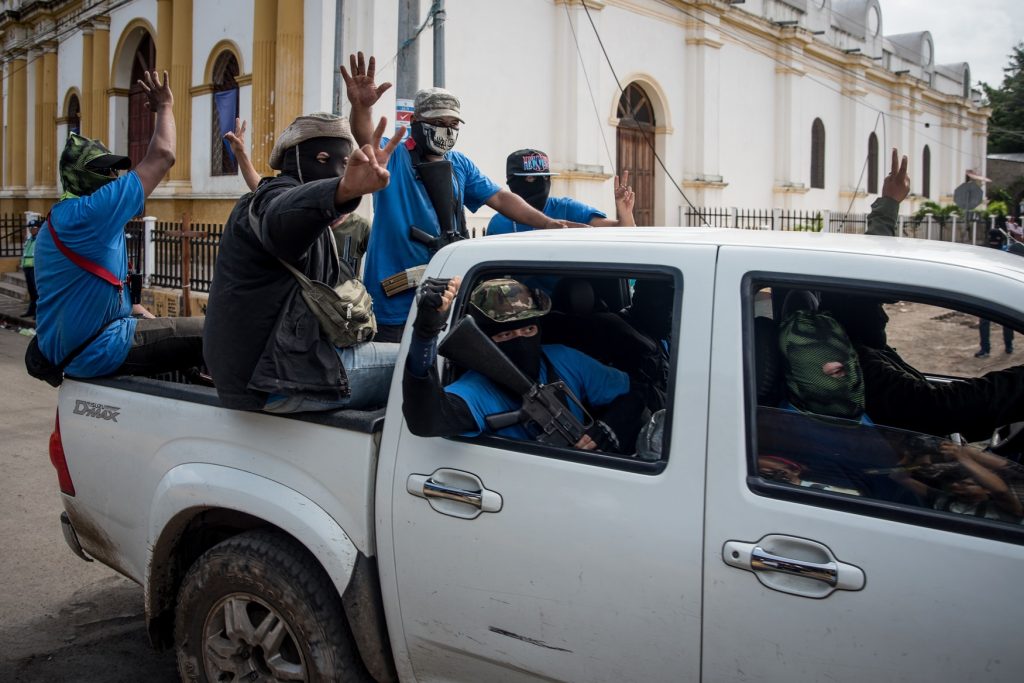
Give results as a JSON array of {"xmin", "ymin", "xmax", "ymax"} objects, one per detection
[
  {"xmin": 979, "ymin": 318, "xmax": 1014, "ymax": 354},
  {"xmin": 262, "ymin": 341, "xmax": 399, "ymax": 413}
]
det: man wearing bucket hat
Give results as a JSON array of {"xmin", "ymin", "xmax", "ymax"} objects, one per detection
[
  {"xmin": 204, "ymin": 111, "xmax": 405, "ymax": 412},
  {"xmin": 33, "ymin": 70, "xmax": 205, "ymax": 380},
  {"xmin": 487, "ymin": 149, "xmax": 636, "ymax": 234},
  {"xmin": 342, "ymin": 52, "xmax": 582, "ymax": 343},
  {"xmin": 402, "ymin": 277, "xmax": 643, "ymax": 451}
]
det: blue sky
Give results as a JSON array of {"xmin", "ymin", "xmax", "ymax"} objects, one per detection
[{"xmin": 880, "ymin": 0, "xmax": 1023, "ymax": 88}]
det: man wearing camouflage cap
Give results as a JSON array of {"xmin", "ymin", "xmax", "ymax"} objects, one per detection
[
  {"xmin": 34, "ymin": 71, "xmax": 204, "ymax": 380},
  {"xmin": 402, "ymin": 277, "xmax": 639, "ymax": 450},
  {"xmin": 342, "ymin": 52, "xmax": 581, "ymax": 343},
  {"xmin": 204, "ymin": 110, "xmax": 405, "ymax": 412}
]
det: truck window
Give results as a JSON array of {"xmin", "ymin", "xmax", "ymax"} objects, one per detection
[
  {"xmin": 442, "ymin": 269, "xmax": 679, "ymax": 471},
  {"xmin": 746, "ymin": 280, "xmax": 1024, "ymax": 542}
]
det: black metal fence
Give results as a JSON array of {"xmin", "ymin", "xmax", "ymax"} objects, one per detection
[
  {"xmin": 149, "ymin": 220, "xmax": 224, "ymax": 293},
  {"xmin": 0, "ymin": 214, "xmax": 27, "ymax": 257}
]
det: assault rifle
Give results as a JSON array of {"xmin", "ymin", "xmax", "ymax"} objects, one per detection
[
  {"xmin": 438, "ymin": 316, "xmax": 593, "ymax": 447},
  {"xmin": 409, "ymin": 159, "xmax": 467, "ymax": 254}
]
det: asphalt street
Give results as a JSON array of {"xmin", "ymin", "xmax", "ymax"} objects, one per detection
[{"xmin": 0, "ymin": 326, "xmax": 177, "ymax": 682}]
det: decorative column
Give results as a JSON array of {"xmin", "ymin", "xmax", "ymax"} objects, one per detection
[
  {"xmin": 41, "ymin": 43, "xmax": 58, "ymax": 188},
  {"xmin": 34, "ymin": 49, "xmax": 45, "ymax": 186},
  {"xmin": 91, "ymin": 17, "xmax": 110, "ymax": 142},
  {"xmin": 684, "ymin": 4, "xmax": 726, "ymax": 207},
  {"xmin": 839, "ymin": 59, "xmax": 866, "ymax": 201},
  {"xmin": 252, "ymin": 0, "xmax": 278, "ymax": 176},
  {"xmin": 772, "ymin": 32, "xmax": 808, "ymax": 208},
  {"xmin": 8, "ymin": 51, "xmax": 28, "ymax": 188},
  {"xmin": 0, "ymin": 61, "xmax": 5, "ymax": 187},
  {"xmin": 156, "ymin": 0, "xmax": 173, "ymax": 74},
  {"xmin": 274, "ymin": 0, "xmax": 303, "ymax": 139},
  {"xmin": 169, "ymin": 0, "xmax": 193, "ymax": 182},
  {"xmin": 81, "ymin": 26, "xmax": 93, "ymax": 138}
]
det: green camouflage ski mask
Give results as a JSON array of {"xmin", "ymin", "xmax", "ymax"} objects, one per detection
[{"xmin": 59, "ymin": 133, "xmax": 132, "ymax": 199}]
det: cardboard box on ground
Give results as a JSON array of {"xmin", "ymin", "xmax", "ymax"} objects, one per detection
[{"xmin": 140, "ymin": 288, "xmax": 207, "ymax": 317}]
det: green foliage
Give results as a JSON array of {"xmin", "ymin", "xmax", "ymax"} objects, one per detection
[
  {"xmin": 914, "ymin": 201, "xmax": 962, "ymax": 225},
  {"xmin": 790, "ymin": 213, "xmax": 824, "ymax": 232},
  {"xmin": 983, "ymin": 42, "xmax": 1024, "ymax": 154},
  {"xmin": 984, "ymin": 200, "xmax": 1009, "ymax": 217}
]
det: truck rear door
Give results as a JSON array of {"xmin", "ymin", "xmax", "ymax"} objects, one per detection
[
  {"xmin": 377, "ymin": 239, "xmax": 716, "ymax": 682},
  {"xmin": 703, "ymin": 244, "xmax": 1024, "ymax": 682}
]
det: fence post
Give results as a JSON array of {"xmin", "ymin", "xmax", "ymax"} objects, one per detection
[
  {"xmin": 142, "ymin": 216, "xmax": 156, "ymax": 288},
  {"xmin": 729, "ymin": 206, "xmax": 738, "ymax": 229},
  {"xmin": 898, "ymin": 214, "xmax": 905, "ymax": 237},
  {"xmin": 821, "ymin": 210, "xmax": 832, "ymax": 234},
  {"xmin": 771, "ymin": 208, "xmax": 781, "ymax": 231},
  {"xmin": 950, "ymin": 215, "xmax": 957, "ymax": 243},
  {"xmin": 926, "ymin": 214, "xmax": 933, "ymax": 241},
  {"xmin": 991, "ymin": 215, "xmax": 997, "ymax": 235},
  {"xmin": 972, "ymin": 220, "xmax": 977, "ymax": 245},
  {"xmin": 181, "ymin": 213, "xmax": 192, "ymax": 317}
]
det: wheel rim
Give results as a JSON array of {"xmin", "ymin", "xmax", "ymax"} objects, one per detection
[{"xmin": 202, "ymin": 593, "xmax": 307, "ymax": 682}]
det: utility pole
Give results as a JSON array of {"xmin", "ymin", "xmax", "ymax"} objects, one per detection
[
  {"xmin": 333, "ymin": 0, "xmax": 344, "ymax": 113},
  {"xmin": 397, "ymin": 0, "xmax": 420, "ymax": 100},
  {"xmin": 433, "ymin": 0, "xmax": 445, "ymax": 87}
]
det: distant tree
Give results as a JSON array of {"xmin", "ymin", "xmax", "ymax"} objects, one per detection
[{"xmin": 983, "ymin": 42, "xmax": 1024, "ymax": 154}]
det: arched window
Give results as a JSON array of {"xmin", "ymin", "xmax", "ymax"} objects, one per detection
[
  {"xmin": 128, "ymin": 33, "xmax": 156, "ymax": 167},
  {"xmin": 616, "ymin": 83, "xmax": 656, "ymax": 226},
  {"xmin": 67, "ymin": 94, "xmax": 81, "ymax": 137},
  {"xmin": 810, "ymin": 118, "xmax": 825, "ymax": 189},
  {"xmin": 867, "ymin": 132, "xmax": 879, "ymax": 194},
  {"xmin": 922, "ymin": 145, "xmax": 931, "ymax": 198},
  {"xmin": 210, "ymin": 51, "xmax": 240, "ymax": 176}
]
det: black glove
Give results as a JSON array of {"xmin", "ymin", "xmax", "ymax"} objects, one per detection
[{"xmin": 413, "ymin": 277, "xmax": 454, "ymax": 339}]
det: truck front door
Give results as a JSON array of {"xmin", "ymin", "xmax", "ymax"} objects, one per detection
[{"xmin": 377, "ymin": 241, "xmax": 716, "ymax": 682}]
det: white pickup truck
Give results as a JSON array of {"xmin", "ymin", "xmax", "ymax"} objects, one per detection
[{"xmin": 51, "ymin": 228, "xmax": 1024, "ymax": 683}]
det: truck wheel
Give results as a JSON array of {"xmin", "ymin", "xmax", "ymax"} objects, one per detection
[{"xmin": 174, "ymin": 529, "xmax": 369, "ymax": 683}]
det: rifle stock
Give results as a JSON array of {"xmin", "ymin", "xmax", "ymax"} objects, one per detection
[
  {"xmin": 438, "ymin": 316, "xmax": 534, "ymax": 396},
  {"xmin": 417, "ymin": 159, "xmax": 457, "ymax": 236}
]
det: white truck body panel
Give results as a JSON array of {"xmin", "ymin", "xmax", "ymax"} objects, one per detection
[{"xmin": 54, "ymin": 228, "xmax": 1024, "ymax": 682}]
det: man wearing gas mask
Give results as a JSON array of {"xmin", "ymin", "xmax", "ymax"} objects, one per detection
[
  {"xmin": 487, "ymin": 149, "xmax": 636, "ymax": 234},
  {"xmin": 342, "ymin": 52, "xmax": 579, "ymax": 343},
  {"xmin": 204, "ymin": 112, "xmax": 404, "ymax": 413}
]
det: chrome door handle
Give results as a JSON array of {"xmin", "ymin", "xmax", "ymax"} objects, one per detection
[
  {"xmin": 422, "ymin": 478, "xmax": 482, "ymax": 508},
  {"xmin": 723, "ymin": 535, "xmax": 864, "ymax": 598},
  {"xmin": 407, "ymin": 469, "xmax": 503, "ymax": 519},
  {"xmin": 751, "ymin": 545, "xmax": 838, "ymax": 587}
]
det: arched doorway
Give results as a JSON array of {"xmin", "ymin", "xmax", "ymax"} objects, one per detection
[
  {"xmin": 66, "ymin": 94, "xmax": 81, "ymax": 137},
  {"xmin": 616, "ymin": 83, "xmax": 656, "ymax": 226},
  {"xmin": 128, "ymin": 33, "xmax": 155, "ymax": 167}
]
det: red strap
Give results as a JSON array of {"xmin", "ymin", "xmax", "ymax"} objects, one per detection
[{"xmin": 46, "ymin": 211, "xmax": 123, "ymax": 291}]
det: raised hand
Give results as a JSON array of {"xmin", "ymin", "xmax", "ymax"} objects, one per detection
[
  {"xmin": 882, "ymin": 148, "xmax": 910, "ymax": 203},
  {"xmin": 223, "ymin": 118, "xmax": 247, "ymax": 155},
  {"xmin": 340, "ymin": 52, "xmax": 392, "ymax": 110},
  {"xmin": 138, "ymin": 70, "xmax": 173, "ymax": 111},
  {"xmin": 615, "ymin": 171, "xmax": 636, "ymax": 225},
  {"xmin": 337, "ymin": 117, "xmax": 404, "ymax": 199},
  {"xmin": 414, "ymin": 276, "xmax": 462, "ymax": 338}
]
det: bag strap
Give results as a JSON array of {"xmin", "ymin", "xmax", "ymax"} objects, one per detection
[
  {"xmin": 57, "ymin": 320, "xmax": 112, "ymax": 371},
  {"xmin": 246, "ymin": 191, "xmax": 351, "ymax": 293},
  {"xmin": 46, "ymin": 211, "xmax": 123, "ymax": 291}
]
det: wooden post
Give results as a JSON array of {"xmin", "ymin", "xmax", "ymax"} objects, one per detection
[{"xmin": 167, "ymin": 213, "xmax": 199, "ymax": 316}]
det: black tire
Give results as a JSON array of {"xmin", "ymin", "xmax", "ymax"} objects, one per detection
[{"xmin": 174, "ymin": 529, "xmax": 370, "ymax": 683}]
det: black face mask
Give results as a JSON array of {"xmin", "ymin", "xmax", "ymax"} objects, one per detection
[
  {"xmin": 508, "ymin": 176, "xmax": 550, "ymax": 212},
  {"xmin": 498, "ymin": 333, "xmax": 543, "ymax": 381},
  {"xmin": 281, "ymin": 137, "xmax": 352, "ymax": 183}
]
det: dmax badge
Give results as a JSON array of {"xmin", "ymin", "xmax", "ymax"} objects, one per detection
[{"xmin": 73, "ymin": 400, "xmax": 120, "ymax": 422}]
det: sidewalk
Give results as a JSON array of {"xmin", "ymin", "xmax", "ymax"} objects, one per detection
[{"xmin": 0, "ymin": 292, "xmax": 35, "ymax": 329}]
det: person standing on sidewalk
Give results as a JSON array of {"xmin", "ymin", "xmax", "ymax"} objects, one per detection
[
  {"xmin": 976, "ymin": 227, "xmax": 1014, "ymax": 358},
  {"xmin": 19, "ymin": 216, "xmax": 42, "ymax": 317}
]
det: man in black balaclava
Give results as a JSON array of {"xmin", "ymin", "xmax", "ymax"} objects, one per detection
[
  {"xmin": 488, "ymin": 149, "xmax": 637, "ymax": 234},
  {"xmin": 402, "ymin": 277, "xmax": 645, "ymax": 452},
  {"xmin": 204, "ymin": 112, "xmax": 405, "ymax": 413}
]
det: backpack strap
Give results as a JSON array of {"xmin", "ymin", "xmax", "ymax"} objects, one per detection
[{"xmin": 45, "ymin": 211, "xmax": 123, "ymax": 291}]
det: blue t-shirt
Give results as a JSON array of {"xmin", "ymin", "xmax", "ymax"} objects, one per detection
[
  {"xmin": 444, "ymin": 344, "xmax": 630, "ymax": 439},
  {"xmin": 486, "ymin": 196, "xmax": 606, "ymax": 235},
  {"xmin": 35, "ymin": 173, "xmax": 144, "ymax": 377},
  {"xmin": 365, "ymin": 142, "xmax": 501, "ymax": 325}
]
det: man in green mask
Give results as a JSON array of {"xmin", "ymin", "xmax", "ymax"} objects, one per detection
[{"xmin": 32, "ymin": 70, "xmax": 203, "ymax": 381}]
